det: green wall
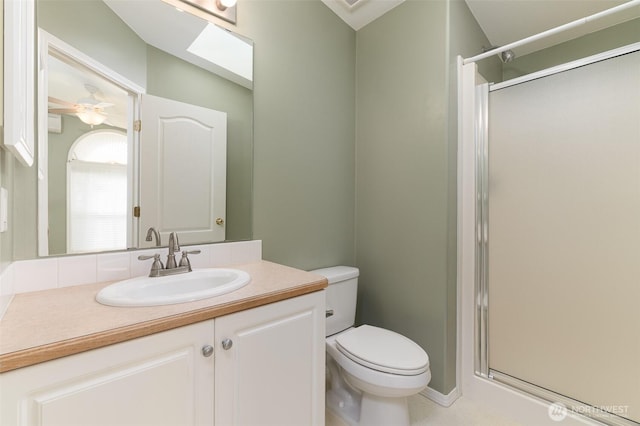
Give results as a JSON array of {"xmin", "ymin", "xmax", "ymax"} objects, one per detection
[
  {"xmin": 354, "ymin": 0, "xmax": 498, "ymax": 394},
  {"xmin": 235, "ymin": 0, "xmax": 357, "ymax": 270}
]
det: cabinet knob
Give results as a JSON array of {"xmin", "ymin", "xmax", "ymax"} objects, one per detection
[
  {"xmin": 202, "ymin": 345, "xmax": 214, "ymax": 357},
  {"xmin": 221, "ymin": 338, "xmax": 233, "ymax": 350}
]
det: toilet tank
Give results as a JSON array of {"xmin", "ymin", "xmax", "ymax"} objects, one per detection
[{"xmin": 311, "ymin": 266, "xmax": 359, "ymax": 336}]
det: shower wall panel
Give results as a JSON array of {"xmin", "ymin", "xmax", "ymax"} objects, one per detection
[{"xmin": 487, "ymin": 51, "xmax": 640, "ymax": 423}]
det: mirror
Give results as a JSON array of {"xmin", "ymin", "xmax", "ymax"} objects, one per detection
[{"xmin": 35, "ymin": 0, "xmax": 253, "ymax": 257}]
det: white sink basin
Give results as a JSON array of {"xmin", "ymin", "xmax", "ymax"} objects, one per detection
[{"xmin": 96, "ymin": 268, "xmax": 251, "ymax": 307}]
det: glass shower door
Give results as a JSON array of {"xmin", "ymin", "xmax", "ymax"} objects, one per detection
[{"xmin": 485, "ymin": 50, "xmax": 640, "ymax": 424}]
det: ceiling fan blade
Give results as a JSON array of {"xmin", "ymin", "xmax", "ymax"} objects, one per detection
[{"xmin": 48, "ymin": 96, "xmax": 76, "ymax": 108}]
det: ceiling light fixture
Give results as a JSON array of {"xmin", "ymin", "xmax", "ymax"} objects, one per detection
[
  {"xmin": 179, "ymin": 0, "xmax": 237, "ymax": 24},
  {"xmin": 76, "ymin": 107, "xmax": 107, "ymax": 127}
]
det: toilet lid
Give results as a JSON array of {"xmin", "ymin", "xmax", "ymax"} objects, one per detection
[{"xmin": 335, "ymin": 325, "xmax": 429, "ymax": 376}]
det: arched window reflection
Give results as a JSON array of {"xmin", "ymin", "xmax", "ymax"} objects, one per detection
[{"xmin": 67, "ymin": 130, "xmax": 127, "ymax": 253}]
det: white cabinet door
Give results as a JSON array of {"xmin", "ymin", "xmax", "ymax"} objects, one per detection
[
  {"xmin": 214, "ymin": 291, "xmax": 325, "ymax": 426},
  {"xmin": 0, "ymin": 321, "xmax": 215, "ymax": 426},
  {"xmin": 3, "ymin": 0, "xmax": 35, "ymax": 167},
  {"xmin": 139, "ymin": 94, "xmax": 227, "ymax": 247}
]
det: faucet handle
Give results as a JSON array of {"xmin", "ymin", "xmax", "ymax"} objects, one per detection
[
  {"xmin": 138, "ymin": 253, "xmax": 160, "ymax": 260},
  {"xmin": 179, "ymin": 249, "xmax": 201, "ymax": 271},
  {"xmin": 137, "ymin": 253, "xmax": 164, "ymax": 277}
]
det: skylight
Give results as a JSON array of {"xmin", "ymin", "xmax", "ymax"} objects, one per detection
[{"xmin": 187, "ymin": 23, "xmax": 253, "ymax": 83}]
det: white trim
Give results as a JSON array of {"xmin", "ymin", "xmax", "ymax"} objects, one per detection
[
  {"xmin": 455, "ymin": 55, "xmax": 465, "ymax": 403},
  {"xmin": 490, "ymin": 42, "xmax": 640, "ymax": 91},
  {"xmin": 419, "ymin": 386, "xmax": 461, "ymax": 408},
  {"xmin": 40, "ymin": 31, "xmax": 144, "ymax": 94},
  {"xmin": 462, "ymin": 0, "xmax": 640, "ymax": 65}
]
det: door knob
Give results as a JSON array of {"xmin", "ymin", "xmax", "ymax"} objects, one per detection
[{"xmin": 221, "ymin": 338, "xmax": 233, "ymax": 350}]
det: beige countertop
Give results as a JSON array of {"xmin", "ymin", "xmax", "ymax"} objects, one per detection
[{"xmin": 0, "ymin": 261, "xmax": 327, "ymax": 373}]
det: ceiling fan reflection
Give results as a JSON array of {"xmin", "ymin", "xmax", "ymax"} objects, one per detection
[{"xmin": 48, "ymin": 84, "xmax": 114, "ymax": 127}]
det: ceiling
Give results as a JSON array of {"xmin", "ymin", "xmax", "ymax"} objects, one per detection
[{"xmin": 321, "ymin": 0, "xmax": 639, "ymax": 57}]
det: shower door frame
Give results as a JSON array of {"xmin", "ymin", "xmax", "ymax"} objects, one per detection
[{"xmin": 472, "ymin": 42, "xmax": 640, "ymax": 426}]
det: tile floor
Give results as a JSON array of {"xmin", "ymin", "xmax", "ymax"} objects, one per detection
[{"xmin": 326, "ymin": 394, "xmax": 524, "ymax": 426}]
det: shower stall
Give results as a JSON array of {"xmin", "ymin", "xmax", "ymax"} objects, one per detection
[{"xmin": 458, "ymin": 3, "xmax": 640, "ymax": 425}]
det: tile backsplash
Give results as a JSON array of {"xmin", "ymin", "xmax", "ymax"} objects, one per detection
[{"xmin": 0, "ymin": 240, "xmax": 262, "ymax": 317}]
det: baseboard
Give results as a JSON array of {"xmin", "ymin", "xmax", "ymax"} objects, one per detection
[{"xmin": 420, "ymin": 386, "xmax": 461, "ymax": 408}]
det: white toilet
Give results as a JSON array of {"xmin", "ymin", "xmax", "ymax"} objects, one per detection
[{"xmin": 312, "ymin": 266, "xmax": 431, "ymax": 426}]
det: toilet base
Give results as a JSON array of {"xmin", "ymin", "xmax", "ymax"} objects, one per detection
[
  {"xmin": 359, "ymin": 393, "xmax": 410, "ymax": 426},
  {"xmin": 326, "ymin": 387, "xmax": 360, "ymax": 425},
  {"xmin": 326, "ymin": 358, "xmax": 410, "ymax": 426},
  {"xmin": 327, "ymin": 388, "xmax": 410, "ymax": 426}
]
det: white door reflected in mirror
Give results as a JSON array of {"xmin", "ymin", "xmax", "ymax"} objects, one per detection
[{"xmin": 139, "ymin": 94, "xmax": 227, "ymax": 247}]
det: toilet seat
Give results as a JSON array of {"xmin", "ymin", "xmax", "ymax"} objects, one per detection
[{"xmin": 336, "ymin": 325, "xmax": 429, "ymax": 376}]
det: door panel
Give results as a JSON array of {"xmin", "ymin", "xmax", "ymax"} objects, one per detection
[
  {"xmin": 139, "ymin": 94, "xmax": 226, "ymax": 246},
  {"xmin": 487, "ymin": 51, "xmax": 640, "ymax": 423},
  {"xmin": 214, "ymin": 292, "xmax": 325, "ymax": 426}
]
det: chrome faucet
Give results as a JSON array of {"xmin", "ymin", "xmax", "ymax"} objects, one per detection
[
  {"xmin": 138, "ymin": 232, "xmax": 200, "ymax": 277},
  {"xmin": 145, "ymin": 227, "xmax": 161, "ymax": 246}
]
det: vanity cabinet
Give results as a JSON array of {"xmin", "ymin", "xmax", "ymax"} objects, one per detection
[
  {"xmin": 0, "ymin": 320, "xmax": 216, "ymax": 426},
  {"xmin": 215, "ymin": 290, "xmax": 325, "ymax": 426},
  {"xmin": 0, "ymin": 291, "xmax": 325, "ymax": 426}
]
